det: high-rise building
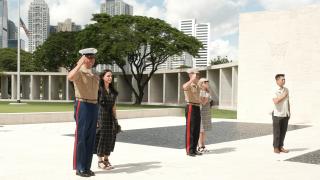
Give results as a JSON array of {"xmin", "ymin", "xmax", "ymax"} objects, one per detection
[
  {"xmin": 7, "ymin": 19, "xmax": 16, "ymax": 40},
  {"xmin": 0, "ymin": 0, "xmax": 8, "ymax": 48},
  {"xmin": 100, "ymin": 0, "xmax": 133, "ymax": 16},
  {"xmin": 98, "ymin": 0, "xmax": 133, "ymax": 72},
  {"xmin": 166, "ymin": 19, "xmax": 210, "ymax": 69},
  {"xmin": 28, "ymin": 0, "xmax": 50, "ymax": 52},
  {"xmin": 194, "ymin": 23, "xmax": 210, "ymax": 67},
  {"xmin": 49, "ymin": 25, "xmax": 57, "ymax": 34},
  {"xmin": 7, "ymin": 19, "xmax": 25, "ymax": 50},
  {"xmin": 56, "ymin": 18, "xmax": 81, "ymax": 32},
  {"xmin": 8, "ymin": 39, "xmax": 25, "ymax": 50}
]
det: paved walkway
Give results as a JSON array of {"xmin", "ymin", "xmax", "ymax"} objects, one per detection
[{"xmin": 0, "ymin": 117, "xmax": 319, "ymax": 180}]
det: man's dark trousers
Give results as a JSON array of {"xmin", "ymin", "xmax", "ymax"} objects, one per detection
[
  {"xmin": 272, "ymin": 115, "xmax": 289, "ymax": 148},
  {"xmin": 73, "ymin": 101, "xmax": 98, "ymax": 171},
  {"xmin": 185, "ymin": 104, "xmax": 201, "ymax": 154}
]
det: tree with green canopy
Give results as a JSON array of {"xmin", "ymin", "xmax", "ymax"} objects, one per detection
[
  {"xmin": 0, "ymin": 48, "xmax": 37, "ymax": 72},
  {"xmin": 33, "ymin": 31, "xmax": 79, "ymax": 71},
  {"xmin": 78, "ymin": 14, "xmax": 203, "ymax": 104}
]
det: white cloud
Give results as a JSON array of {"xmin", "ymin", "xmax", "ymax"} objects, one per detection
[
  {"xmin": 9, "ymin": 0, "xmax": 242, "ymax": 58},
  {"xmin": 257, "ymin": 0, "xmax": 320, "ymax": 10},
  {"xmin": 164, "ymin": 0, "xmax": 247, "ymax": 38},
  {"xmin": 8, "ymin": 0, "xmax": 99, "ymax": 51},
  {"xmin": 209, "ymin": 39, "xmax": 238, "ymax": 61},
  {"xmin": 16, "ymin": 0, "xmax": 100, "ymax": 26},
  {"xmin": 163, "ymin": 0, "xmax": 245, "ymax": 60},
  {"xmin": 123, "ymin": 0, "xmax": 165, "ymax": 18}
]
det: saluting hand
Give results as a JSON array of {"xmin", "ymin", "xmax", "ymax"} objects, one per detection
[
  {"xmin": 190, "ymin": 73, "xmax": 197, "ymax": 82},
  {"xmin": 77, "ymin": 55, "xmax": 86, "ymax": 66}
]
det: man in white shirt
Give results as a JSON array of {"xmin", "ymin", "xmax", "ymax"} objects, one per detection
[{"xmin": 272, "ymin": 74, "xmax": 290, "ymax": 154}]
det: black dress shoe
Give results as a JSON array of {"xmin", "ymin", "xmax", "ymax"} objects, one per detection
[
  {"xmin": 76, "ymin": 170, "xmax": 90, "ymax": 177},
  {"xmin": 187, "ymin": 153, "xmax": 196, "ymax": 157},
  {"xmin": 86, "ymin": 170, "xmax": 95, "ymax": 176},
  {"xmin": 194, "ymin": 151, "xmax": 202, "ymax": 155}
]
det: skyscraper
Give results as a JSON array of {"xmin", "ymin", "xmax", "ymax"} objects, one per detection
[
  {"xmin": 166, "ymin": 19, "xmax": 210, "ymax": 69},
  {"xmin": 100, "ymin": 0, "xmax": 133, "ymax": 16},
  {"xmin": 56, "ymin": 18, "xmax": 81, "ymax": 32},
  {"xmin": 28, "ymin": 0, "xmax": 50, "ymax": 52},
  {"xmin": 194, "ymin": 22, "xmax": 210, "ymax": 67},
  {"xmin": 97, "ymin": 0, "xmax": 133, "ymax": 73},
  {"xmin": 7, "ymin": 19, "xmax": 16, "ymax": 40},
  {"xmin": 0, "ymin": 0, "xmax": 8, "ymax": 48}
]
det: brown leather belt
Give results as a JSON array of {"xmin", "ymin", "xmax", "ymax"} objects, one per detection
[
  {"xmin": 187, "ymin": 102, "xmax": 200, "ymax": 106},
  {"xmin": 76, "ymin": 98, "xmax": 97, "ymax": 104}
]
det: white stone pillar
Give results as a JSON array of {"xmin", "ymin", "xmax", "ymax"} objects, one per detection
[
  {"xmin": 163, "ymin": 73, "xmax": 166, "ymax": 103},
  {"xmin": 30, "ymin": 75, "xmax": 33, "ymax": 100},
  {"xmin": 148, "ymin": 77, "xmax": 151, "ymax": 103},
  {"xmin": 48, "ymin": 75, "xmax": 52, "ymax": 100},
  {"xmin": 178, "ymin": 73, "xmax": 181, "ymax": 104},
  {"xmin": 232, "ymin": 66, "xmax": 238, "ymax": 110},
  {"xmin": 11, "ymin": 75, "xmax": 17, "ymax": 100},
  {"xmin": 65, "ymin": 76, "xmax": 69, "ymax": 100}
]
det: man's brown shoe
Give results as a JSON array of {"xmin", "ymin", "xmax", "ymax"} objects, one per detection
[
  {"xmin": 280, "ymin": 147, "xmax": 289, "ymax": 153},
  {"xmin": 274, "ymin": 148, "xmax": 280, "ymax": 153}
]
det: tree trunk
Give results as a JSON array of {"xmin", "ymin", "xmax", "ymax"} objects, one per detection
[{"xmin": 133, "ymin": 87, "xmax": 144, "ymax": 105}]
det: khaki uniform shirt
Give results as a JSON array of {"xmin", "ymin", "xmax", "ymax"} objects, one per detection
[
  {"xmin": 184, "ymin": 83, "xmax": 201, "ymax": 104},
  {"xmin": 73, "ymin": 66, "xmax": 99, "ymax": 103},
  {"xmin": 273, "ymin": 87, "xmax": 290, "ymax": 117}
]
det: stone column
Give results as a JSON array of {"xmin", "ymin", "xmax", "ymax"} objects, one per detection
[
  {"xmin": 11, "ymin": 75, "xmax": 17, "ymax": 100},
  {"xmin": 31, "ymin": 75, "xmax": 40, "ymax": 100},
  {"xmin": 232, "ymin": 66, "xmax": 238, "ymax": 110},
  {"xmin": 21, "ymin": 76, "xmax": 31, "ymax": 99},
  {"xmin": 1, "ymin": 75, "xmax": 9, "ymax": 99},
  {"xmin": 42, "ymin": 76, "xmax": 49, "ymax": 100}
]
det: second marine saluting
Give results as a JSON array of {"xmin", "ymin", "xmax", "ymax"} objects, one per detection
[{"xmin": 183, "ymin": 68, "xmax": 202, "ymax": 157}]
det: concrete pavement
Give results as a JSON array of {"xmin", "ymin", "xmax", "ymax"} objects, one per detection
[{"xmin": 0, "ymin": 117, "xmax": 319, "ymax": 180}]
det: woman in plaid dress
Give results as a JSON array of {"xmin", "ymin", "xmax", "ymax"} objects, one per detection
[
  {"xmin": 198, "ymin": 78, "xmax": 212, "ymax": 153},
  {"xmin": 94, "ymin": 69, "xmax": 118, "ymax": 170}
]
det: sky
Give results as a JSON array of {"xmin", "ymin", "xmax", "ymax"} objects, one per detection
[{"xmin": 7, "ymin": 0, "xmax": 320, "ymax": 60}]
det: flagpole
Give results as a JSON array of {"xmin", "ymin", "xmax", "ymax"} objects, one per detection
[{"xmin": 17, "ymin": 0, "xmax": 21, "ymax": 103}]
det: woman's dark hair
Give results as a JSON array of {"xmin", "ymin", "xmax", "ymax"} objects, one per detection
[{"xmin": 99, "ymin": 69, "xmax": 118, "ymax": 96}]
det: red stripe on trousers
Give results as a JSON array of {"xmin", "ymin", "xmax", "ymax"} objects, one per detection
[
  {"xmin": 186, "ymin": 104, "xmax": 192, "ymax": 154},
  {"xmin": 73, "ymin": 101, "xmax": 81, "ymax": 170}
]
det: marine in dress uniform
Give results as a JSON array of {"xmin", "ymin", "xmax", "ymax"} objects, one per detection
[
  {"xmin": 68, "ymin": 48, "xmax": 99, "ymax": 177},
  {"xmin": 182, "ymin": 68, "xmax": 202, "ymax": 157}
]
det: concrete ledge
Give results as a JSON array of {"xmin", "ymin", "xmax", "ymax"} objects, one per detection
[{"xmin": 0, "ymin": 108, "xmax": 184, "ymax": 125}]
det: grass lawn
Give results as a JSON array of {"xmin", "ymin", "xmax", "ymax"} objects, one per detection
[
  {"xmin": 0, "ymin": 101, "xmax": 177, "ymax": 113},
  {"xmin": 0, "ymin": 102, "xmax": 237, "ymax": 119},
  {"xmin": 212, "ymin": 109, "xmax": 237, "ymax": 119}
]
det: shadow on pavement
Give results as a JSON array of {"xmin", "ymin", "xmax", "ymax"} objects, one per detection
[
  {"xmin": 286, "ymin": 149, "xmax": 320, "ymax": 165},
  {"xmin": 95, "ymin": 161, "xmax": 161, "ymax": 174},
  {"xmin": 63, "ymin": 122, "xmax": 309, "ymax": 149}
]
